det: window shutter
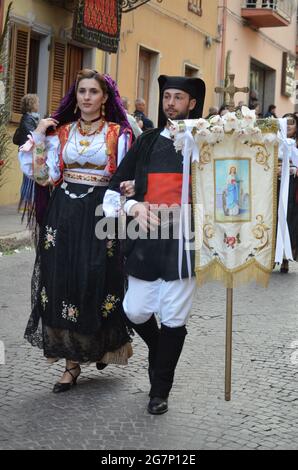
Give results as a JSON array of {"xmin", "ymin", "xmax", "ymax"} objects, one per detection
[
  {"xmin": 10, "ymin": 24, "xmax": 30, "ymax": 122},
  {"xmin": 48, "ymin": 40, "xmax": 67, "ymax": 115},
  {"xmin": 65, "ymin": 44, "xmax": 83, "ymax": 91}
]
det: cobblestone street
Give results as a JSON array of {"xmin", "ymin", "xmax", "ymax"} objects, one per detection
[{"xmin": 1, "ymin": 249, "xmax": 298, "ymax": 450}]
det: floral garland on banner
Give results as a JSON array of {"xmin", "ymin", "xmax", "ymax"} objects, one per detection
[{"xmin": 169, "ymin": 106, "xmax": 279, "ymax": 152}]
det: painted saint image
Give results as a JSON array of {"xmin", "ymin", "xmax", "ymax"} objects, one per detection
[
  {"xmin": 224, "ymin": 166, "xmax": 240, "ymax": 216},
  {"xmin": 215, "ymin": 159, "xmax": 251, "ymax": 223}
]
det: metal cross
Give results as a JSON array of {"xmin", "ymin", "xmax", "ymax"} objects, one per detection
[{"xmin": 215, "ymin": 74, "xmax": 249, "ymax": 111}]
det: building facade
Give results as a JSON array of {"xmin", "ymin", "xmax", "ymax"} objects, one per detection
[
  {"xmin": 217, "ymin": 0, "xmax": 297, "ymax": 116},
  {"xmin": 0, "ymin": 0, "xmax": 219, "ymax": 206},
  {"xmin": 109, "ymin": 0, "xmax": 219, "ymax": 124}
]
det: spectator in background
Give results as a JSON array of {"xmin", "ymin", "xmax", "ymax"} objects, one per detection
[
  {"xmin": 249, "ymin": 89, "xmax": 259, "ymax": 109},
  {"xmin": 134, "ymin": 98, "xmax": 154, "ymax": 131},
  {"xmin": 205, "ymin": 106, "xmax": 218, "ymax": 119},
  {"xmin": 249, "ymin": 101, "xmax": 262, "ymax": 118},
  {"xmin": 218, "ymin": 104, "xmax": 229, "ymax": 117},
  {"xmin": 121, "ymin": 96, "xmax": 142, "ymax": 139},
  {"xmin": 13, "ymin": 94, "xmax": 40, "ymax": 146},
  {"xmin": 264, "ymin": 104, "xmax": 277, "ymax": 118},
  {"xmin": 12, "ymin": 94, "xmax": 49, "ymax": 234}
]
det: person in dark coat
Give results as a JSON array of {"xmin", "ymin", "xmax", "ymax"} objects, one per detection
[{"xmin": 13, "ymin": 94, "xmax": 49, "ymax": 231}]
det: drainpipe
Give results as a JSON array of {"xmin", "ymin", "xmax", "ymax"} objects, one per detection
[{"xmin": 220, "ymin": 0, "xmax": 228, "ymax": 84}]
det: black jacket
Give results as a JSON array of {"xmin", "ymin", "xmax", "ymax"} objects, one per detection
[
  {"xmin": 109, "ymin": 128, "xmax": 162, "ymax": 201},
  {"xmin": 13, "ymin": 113, "xmax": 39, "ymax": 146}
]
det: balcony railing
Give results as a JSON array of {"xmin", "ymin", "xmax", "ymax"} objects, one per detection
[
  {"xmin": 43, "ymin": 0, "xmax": 160, "ymax": 13},
  {"xmin": 241, "ymin": 0, "xmax": 294, "ymax": 27}
]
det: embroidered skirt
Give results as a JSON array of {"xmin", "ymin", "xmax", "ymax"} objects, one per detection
[{"xmin": 24, "ymin": 182, "xmax": 132, "ymax": 363}]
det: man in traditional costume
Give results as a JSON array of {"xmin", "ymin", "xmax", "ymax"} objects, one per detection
[{"xmin": 104, "ymin": 75, "xmax": 206, "ymax": 414}]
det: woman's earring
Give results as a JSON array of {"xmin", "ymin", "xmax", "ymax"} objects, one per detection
[
  {"xmin": 74, "ymin": 103, "xmax": 78, "ymax": 114},
  {"xmin": 101, "ymin": 103, "xmax": 106, "ymax": 119}
]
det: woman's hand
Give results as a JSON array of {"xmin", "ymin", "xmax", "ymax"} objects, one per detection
[
  {"xmin": 37, "ymin": 178, "xmax": 53, "ymax": 187},
  {"xmin": 120, "ymin": 180, "xmax": 135, "ymax": 197},
  {"xmin": 35, "ymin": 118, "xmax": 59, "ymax": 135}
]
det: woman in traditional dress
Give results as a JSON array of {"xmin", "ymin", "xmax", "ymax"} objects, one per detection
[{"xmin": 18, "ymin": 69, "xmax": 133, "ymax": 392}]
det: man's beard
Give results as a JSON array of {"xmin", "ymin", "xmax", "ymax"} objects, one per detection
[{"xmin": 164, "ymin": 110, "xmax": 189, "ymax": 121}]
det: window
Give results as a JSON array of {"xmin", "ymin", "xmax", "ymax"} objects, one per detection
[
  {"xmin": 48, "ymin": 41, "xmax": 84, "ymax": 114},
  {"xmin": 188, "ymin": 0, "xmax": 202, "ymax": 16},
  {"xmin": 28, "ymin": 34, "xmax": 40, "ymax": 94},
  {"xmin": 9, "ymin": 22, "xmax": 85, "ymax": 121},
  {"xmin": 66, "ymin": 45, "xmax": 84, "ymax": 92},
  {"xmin": 138, "ymin": 48, "xmax": 152, "ymax": 114},
  {"xmin": 137, "ymin": 46, "xmax": 159, "ymax": 125},
  {"xmin": 10, "ymin": 24, "xmax": 31, "ymax": 121},
  {"xmin": 185, "ymin": 64, "xmax": 199, "ymax": 78}
]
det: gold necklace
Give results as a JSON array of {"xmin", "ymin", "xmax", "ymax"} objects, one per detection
[{"xmin": 75, "ymin": 126, "xmax": 99, "ymax": 156}]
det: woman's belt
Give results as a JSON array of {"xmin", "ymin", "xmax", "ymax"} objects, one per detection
[
  {"xmin": 63, "ymin": 170, "xmax": 110, "ymax": 186},
  {"xmin": 65, "ymin": 163, "xmax": 106, "ymax": 170}
]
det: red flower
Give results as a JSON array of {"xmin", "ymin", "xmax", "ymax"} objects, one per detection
[
  {"xmin": 0, "ymin": 64, "xmax": 4, "ymax": 74},
  {"xmin": 224, "ymin": 236, "xmax": 236, "ymax": 248},
  {"xmin": 0, "ymin": 159, "xmax": 5, "ymax": 167}
]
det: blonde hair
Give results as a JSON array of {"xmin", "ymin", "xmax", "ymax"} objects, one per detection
[{"xmin": 20, "ymin": 94, "xmax": 39, "ymax": 114}]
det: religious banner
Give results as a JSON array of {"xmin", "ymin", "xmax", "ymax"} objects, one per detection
[
  {"xmin": 72, "ymin": 0, "xmax": 122, "ymax": 53},
  {"xmin": 169, "ymin": 107, "xmax": 280, "ymax": 288}
]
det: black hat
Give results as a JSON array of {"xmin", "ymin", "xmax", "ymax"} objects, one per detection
[{"xmin": 158, "ymin": 75, "xmax": 206, "ymax": 127}]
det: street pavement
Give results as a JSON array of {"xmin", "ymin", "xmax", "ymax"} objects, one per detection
[{"xmin": 1, "ymin": 248, "xmax": 298, "ymax": 450}]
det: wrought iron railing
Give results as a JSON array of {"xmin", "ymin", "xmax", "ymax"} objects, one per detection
[
  {"xmin": 242, "ymin": 0, "xmax": 294, "ymax": 22},
  {"xmin": 43, "ymin": 0, "xmax": 163, "ymax": 13}
]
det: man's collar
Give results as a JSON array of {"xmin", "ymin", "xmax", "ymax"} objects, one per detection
[{"xmin": 160, "ymin": 127, "xmax": 172, "ymax": 140}]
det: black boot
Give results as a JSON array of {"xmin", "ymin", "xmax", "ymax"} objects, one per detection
[
  {"xmin": 125, "ymin": 314, "xmax": 159, "ymax": 383},
  {"xmin": 148, "ymin": 324, "xmax": 187, "ymax": 415}
]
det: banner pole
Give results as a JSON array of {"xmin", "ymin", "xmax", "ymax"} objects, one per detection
[{"xmin": 225, "ymin": 287, "xmax": 233, "ymax": 401}]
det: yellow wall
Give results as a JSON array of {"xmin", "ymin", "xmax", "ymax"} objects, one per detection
[
  {"xmin": 0, "ymin": 0, "xmax": 104, "ymax": 206},
  {"xmin": 110, "ymin": 0, "xmax": 219, "ymax": 122}
]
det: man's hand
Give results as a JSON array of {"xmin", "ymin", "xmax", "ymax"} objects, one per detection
[
  {"xmin": 120, "ymin": 180, "xmax": 135, "ymax": 197},
  {"xmin": 129, "ymin": 202, "xmax": 159, "ymax": 232}
]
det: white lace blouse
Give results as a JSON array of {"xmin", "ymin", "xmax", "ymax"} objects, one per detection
[{"xmin": 18, "ymin": 122, "xmax": 129, "ymax": 183}]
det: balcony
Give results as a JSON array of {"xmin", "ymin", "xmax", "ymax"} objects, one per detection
[{"xmin": 241, "ymin": 0, "xmax": 293, "ymax": 28}]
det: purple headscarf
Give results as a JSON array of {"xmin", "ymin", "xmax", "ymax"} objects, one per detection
[{"xmin": 51, "ymin": 73, "xmax": 131, "ymax": 135}]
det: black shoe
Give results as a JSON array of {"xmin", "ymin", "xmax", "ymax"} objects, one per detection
[
  {"xmin": 96, "ymin": 362, "xmax": 108, "ymax": 371},
  {"xmin": 280, "ymin": 260, "xmax": 289, "ymax": 273},
  {"xmin": 52, "ymin": 365, "xmax": 80, "ymax": 394},
  {"xmin": 147, "ymin": 396, "xmax": 168, "ymax": 415}
]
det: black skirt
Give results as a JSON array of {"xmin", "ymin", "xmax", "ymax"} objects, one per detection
[{"xmin": 24, "ymin": 182, "xmax": 131, "ymax": 363}]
